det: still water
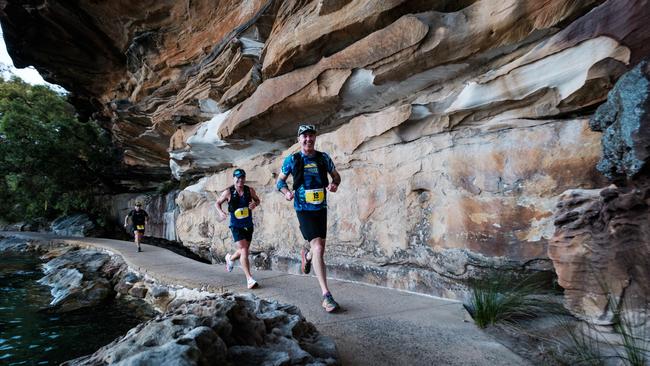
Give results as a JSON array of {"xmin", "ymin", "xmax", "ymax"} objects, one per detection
[{"xmin": 0, "ymin": 252, "xmax": 143, "ymax": 365}]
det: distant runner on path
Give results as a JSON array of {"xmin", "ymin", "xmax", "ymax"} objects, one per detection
[
  {"xmin": 216, "ymin": 168, "xmax": 262, "ymax": 290},
  {"xmin": 276, "ymin": 124, "xmax": 342, "ymax": 313},
  {"xmin": 124, "ymin": 202, "xmax": 148, "ymax": 252}
]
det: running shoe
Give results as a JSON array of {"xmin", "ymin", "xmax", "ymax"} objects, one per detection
[
  {"xmin": 301, "ymin": 248, "xmax": 312, "ymax": 274},
  {"xmin": 322, "ymin": 293, "xmax": 340, "ymax": 313},
  {"xmin": 225, "ymin": 253, "xmax": 234, "ymax": 272},
  {"xmin": 247, "ymin": 278, "xmax": 259, "ymax": 289}
]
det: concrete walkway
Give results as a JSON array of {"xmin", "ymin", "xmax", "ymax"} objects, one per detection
[{"xmin": 6, "ymin": 232, "xmax": 527, "ymax": 366}]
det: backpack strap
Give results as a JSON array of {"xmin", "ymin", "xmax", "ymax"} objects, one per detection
[
  {"xmin": 292, "ymin": 152, "xmax": 304, "ymax": 191},
  {"xmin": 243, "ymin": 185, "xmax": 251, "ymax": 202},
  {"xmin": 315, "ymin": 152, "xmax": 329, "ymax": 188},
  {"xmin": 292, "ymin": 151, "xmax": 329, "ymax": 190},
  {"xmin": 228, "ymin": 186, "xmax": 235, "ymax": 213}
]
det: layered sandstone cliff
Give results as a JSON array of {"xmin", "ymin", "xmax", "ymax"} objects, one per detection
[{"xmin": 2, "ymin": 0, "xmax": 650, "ymax": 309}]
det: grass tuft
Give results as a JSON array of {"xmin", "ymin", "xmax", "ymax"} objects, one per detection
[
  {"xmin": 612, "ymin": 308, "xmax": 649, "ymax": 366},
  {"xmin": 561, "ymin": 320, "xmax": 606, "ymax": 366},
  {"xmin": 465, "ymin": 272, "xmax": 565, "ymax": 328},
  {"xmin": 559, "ymin": 295, "xmax": 649, "ymax": 366}
]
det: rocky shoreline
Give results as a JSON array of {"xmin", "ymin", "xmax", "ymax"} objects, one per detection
[{"xmin": 0, "ymin": 234, "xmax": 339, "ymax": 365}]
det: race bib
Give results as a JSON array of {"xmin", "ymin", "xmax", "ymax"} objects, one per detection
[
  {"xmin": 305, "ymin": 188, "xmax": 325, "ymax": 204},
  {"xmin": 234, "ymin": 207, "xmax": 249, "ymax": 219},
  {"xmin": 136, "ymin": 225, "xmax": 145, "ymax": 230}
]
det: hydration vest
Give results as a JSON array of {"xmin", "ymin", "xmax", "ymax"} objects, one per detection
[
  {"xmin": 129, "ymin": 210, "xmax": 148, "ymax": 225},
  {"xmin": 228, "ymin": 185, "xmax": 251, "ymax": 213},
  {"xmin": 292, "ymin": 151, "xmax": 329, "ymax": 191}
]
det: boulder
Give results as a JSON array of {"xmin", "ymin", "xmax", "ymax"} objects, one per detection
[
  {"xmin": 0, "ymin": 236, "xmax": 42, "ymax": 252},
  {"xmin": 590, "ymin": 60, "xmax": 650, "ymax": 179},
  {"xmin": 50, "ymin": 214, "xmax": 97, "ymax": 237},
  {"xmin": 65, "ymin": 295, "xmax": 339, "ymax": 366},
  {"xmin": 38, "ymin": 248, "xmax": 114, "ymax": 312},
  {"xmin": 550, "ymin": 186, "xmax": 650, "ymax": 327}
]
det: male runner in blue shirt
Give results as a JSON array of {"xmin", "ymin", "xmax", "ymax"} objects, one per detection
[{"xmin": 276, "ymin": 124, "xmax": 342, "ymax": 312}]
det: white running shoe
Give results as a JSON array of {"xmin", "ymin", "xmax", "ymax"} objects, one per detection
[
  {"xmin": 247, "ymin": 278, "xmax": 259, "ymax": 289},
  {"xmin": 225, "ymin": 253, "xmax": 234, "ymax": 272}
]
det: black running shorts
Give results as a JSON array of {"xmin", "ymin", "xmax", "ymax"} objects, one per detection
[
  {"xmin": 296, "ymin": 209, "xmax": 327, "ymax": 242},
  {"xmin": 231, "ymin": 226, "xmax": 253, "ymax": 242}
]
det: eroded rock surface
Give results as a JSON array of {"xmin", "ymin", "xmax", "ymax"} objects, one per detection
[
  {"xmin": 0, "ymin": 235, "xmax": 62, "ymax": 253},
  {"xmin": 176, "ymin": 116, "xmax": 604, "ymax": 298},
  {"xmin": 50, "ymin": 214, "xmax": 97, "ymax": 237},
  {"xmin": 66, "ymin": 295, "xmax": 338, "ymax": 366},
  {"xmin": 3, "ymin": 0, "xmax": 646, "ymax": 177},
  {"xmin": 38, "ymin": 248, "xmax": 119, "ymax": 312},
  {"xmin": 550, "ymin": 186, "xmax": 650, "ymax": 326},
  {"xmin": 550, "ymin": 62, "xmax": 650, "ymax": 326},
  {"xmin": 591, "ymin": 60, "xmax": 650, "ymax": 180}
]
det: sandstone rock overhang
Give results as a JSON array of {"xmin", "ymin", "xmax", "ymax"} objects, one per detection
[
  {"xmin": 0, "ymin": 0, "xmax": 276, "ymax": 183},
  {"xmin": 2, "ymin": 0, "xmax": 650, "ymax": 184}
]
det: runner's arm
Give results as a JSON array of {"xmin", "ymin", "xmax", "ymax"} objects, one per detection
[
  {"xmin": 327, "ymin": 169, "xmax": 341, "ymax": 192},
  {"xmin": 249, "ymin": 187, "xmax": 261, "ymax": 209},
  {"xmin": 215, "ymin": 189, "xmax": 230, "ymax": 220},
  {"xmin": 276, "ymin": 172, "xmax": 294, "ymax": 201}
]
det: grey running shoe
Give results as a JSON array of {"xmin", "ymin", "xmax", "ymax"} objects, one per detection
[
  {"xmin": 301, "ymin": 248, "xmax": 312, "ymax": 274},
  {"xmin": 322, "ymin": 293, "xmax": 340, "ymax": 313},
  {"xmin": 225, "ymin": 253, "xmax": 234, "ymax": 272}
]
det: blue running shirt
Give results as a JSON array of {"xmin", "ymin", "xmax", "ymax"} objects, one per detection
[{"xmin": 281, "ymin": 152, "xmax": 335, "ymax": 211}]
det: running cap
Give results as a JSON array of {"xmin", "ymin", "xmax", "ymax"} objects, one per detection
[
  {"xmin": 233, "ymin": 168, "xmax": 246, "ymax": 178},
  {"xmin": 297, "ymin": 124, "xmax": 317, "ymax": 136}
]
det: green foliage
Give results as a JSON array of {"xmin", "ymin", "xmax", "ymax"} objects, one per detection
[
  {"xmin": 611, "ymin": 300, "xmax": 649, "ymax": 366},
  {"xmin": 0, "ymin": 77, "xmax": 115, "ymax": 221},
  {"xmin": 465, "ymin": 272, "xmax": 566, "ymax": 328},
  {"xmin": 614, "ymin": 319, "xmax": 648, "ymax": 366}
]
